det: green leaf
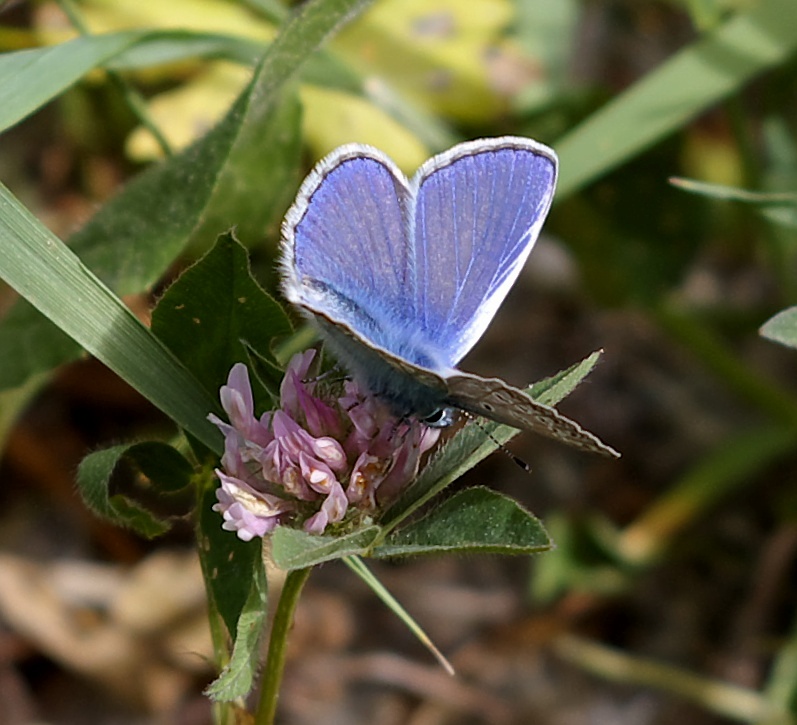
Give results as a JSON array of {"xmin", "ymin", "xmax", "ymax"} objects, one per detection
[
  {"xmin": 556, "ymin": 0, "xmax": 797, "ymax": 198},
  {"xmin": 244, "ymin": 344, "xmax": 287, "ymax": 403},
  {"xmin": 197, "ymin": 472, "xmax": 264, "ymax": 638},
  {"xmin": 0, "ymin": 0, "xmax": 374, "ymax": 390},
  {"xmin": 76, "ymin": 442, "xmax": 193, "ymax": 538},
  {"xmin": 187, "ymin": 83, "xmax": 303, "ymax": 249},
  {"xmin": 373, "ymin": 487, "xmax": 551, "ymax": 558},
  {"xmin": 343, "ymin": 556, "xmax": 454, "ymax": 674},
  {"xmin": 120, "ymin": 441, "xmax": 195, "ymax": 493},
  {"xmin": 241, "ymin": 0, "xmax": 456, "ymax": 157},
  {"xmin": 670, "ymin": 177, "xmax": 797, "ymax": 205},
  {"xmin": 671, "ymin": 177, "xmax": 797, "ymax": 230},
  {"xmin": 0, "ymin": 182, "xmax": 222, "ymax": 451},
  {"xmin": 381, "ymin": 351, "xmax": 605, "ymax": 530},
  {"xmin": 204, "ymin": 556, "xmax": 268, "ymax": 702},
  {"xmin": 761, "ymin": 307, "xmax": 797, "ymax": 350},
  {"xmin": 244, "ymin": 0, "xmax": 290, "ymax": 24},
  {"xmin": 106, "ymin": 31, "xmax": 266, "ymax": 70},
  {"xmin": 0, "ymin": 29, "xmax": 271, "ymax": 132},
  {"xmin": 528, "ymin": 349, "xmax": 605, "ymax": 405},
  {"xmin": 270, "ymin": 526, "xmax": 381, "ymax": 570},
  {"xmin": 0, "ymin": 30, "xmax": 148, "ymax": 133},
  {"xmin": 530, "ymin": 513, "xmax": 630, "ymax": 603},
  {"xmin": 151, "ymin": 231, "xmax": 292, "ymax": 399},
  {"xmin": 0, "ymin": 86, "xmax": 283, "ymax": 389}
]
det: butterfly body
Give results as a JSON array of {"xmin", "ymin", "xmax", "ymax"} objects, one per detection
[
  {"xmin": 281, "ymin": 137, "xmax": 619, "ymax": 457},
  {"xmin": 309, "ymin": 305, "xmax": 450, "ymax": 420}
]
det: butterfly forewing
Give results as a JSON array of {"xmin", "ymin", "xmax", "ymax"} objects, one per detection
[
  {"xmin": 411, "ymin": 139, "xmax": 557, "ymax": 367},
  {"xmin": 282, "ymin": 146, "xmax": 415, "ymax": 356}
]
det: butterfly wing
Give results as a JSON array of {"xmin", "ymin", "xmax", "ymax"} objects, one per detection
[
  {"xmin": 446, "ymin": 372, "xmax": 621, "ymax": 457},
  {"xmin": 409, "ymin": 137, "xmax": 557, "ymax": 367},
  {"xmin": 281, "ymin": 144, "xmax": 426, "ymax": 362}
]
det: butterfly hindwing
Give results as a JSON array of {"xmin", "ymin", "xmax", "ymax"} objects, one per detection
[
  {"xmin": 446, "ymin": 372, "xmax": 620, "ymax": 458},
  {"xmin": 302, "ymin": 302, "xmax": 619, "ymax": 457}
]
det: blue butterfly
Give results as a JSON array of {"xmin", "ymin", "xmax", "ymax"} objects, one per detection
[{"xmin": 280, "ymin": 137, "xmax": 618, "ymax": 457}]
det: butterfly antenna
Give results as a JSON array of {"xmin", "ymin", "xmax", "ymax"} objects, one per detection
[
  {"xmin": 461, "ymin": 412, "xmax": 531, "ymax": 473},
  {"xmin": 305, "ymin": 366, "xmax": 348, "ymax": 385}
]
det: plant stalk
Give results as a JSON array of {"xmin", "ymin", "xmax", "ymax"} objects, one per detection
[{"xmin": 254, "ymin": 566, "xmax": 312, "ymax": 724}]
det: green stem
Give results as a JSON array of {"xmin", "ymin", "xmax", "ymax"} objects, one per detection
[
  {"xmin": 554, "ymin": 633, "xmax": 788, "ymax": 723},
  {"xmin": 206, "ymin": 605, "xmax": 234, "ymax": 725},
  {"xmin": 108, "ymin": 75, "xmax": 174, "ymax": 157},
  {"xmin": 254, "ymin": 567, "xmax": 312, "ymax": 725},
  {"xmin": 56, "ymin": 0, "xmax": 174, "ymax": 157}
]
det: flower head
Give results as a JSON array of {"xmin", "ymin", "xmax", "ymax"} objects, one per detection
[{"xmin": 210, "ymin": 351, "xmax": 439, "ymax": 539}]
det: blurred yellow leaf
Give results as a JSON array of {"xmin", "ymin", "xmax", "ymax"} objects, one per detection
[
  {"xmin": 128, "ymin": 65, "xmax": 429, "ymax": 170},
  {"xmin": 334, "ymin": 0, "xmax": 520, "ymax": 122},
  {"xmin": 300, "ymin": 85, "xmax": 429, "ymax": 172},
  {"xmin": 39, "ymin": 0, "xmax": 274, "ymax": 39},
  {"xmin": 126, "ymin": 61, "xmax": 250, "ymax": 161},
  {"xmin": 681, "ymin": 128, "xmax": 745, "ymax": 188},
  {"xmin": 38, "ymin": 0, "xmax": 507, "ymax": 166},
  {"xmin": 0, "ymin": 26, "xmax": 41, "ymax": 52},
  {"xmin": 34, "ymin": 0, "xmax": 274, "ymax": 82}
]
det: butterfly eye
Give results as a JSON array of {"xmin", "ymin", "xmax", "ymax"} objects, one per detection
[{"xmin": 421, "ymin": 407, "xmax": 457, "ymax": 428}]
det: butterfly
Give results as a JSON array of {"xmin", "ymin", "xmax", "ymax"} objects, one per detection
[{"xmin": 280, "ymin": 137, "xmax": 619, "ymax": 457}]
